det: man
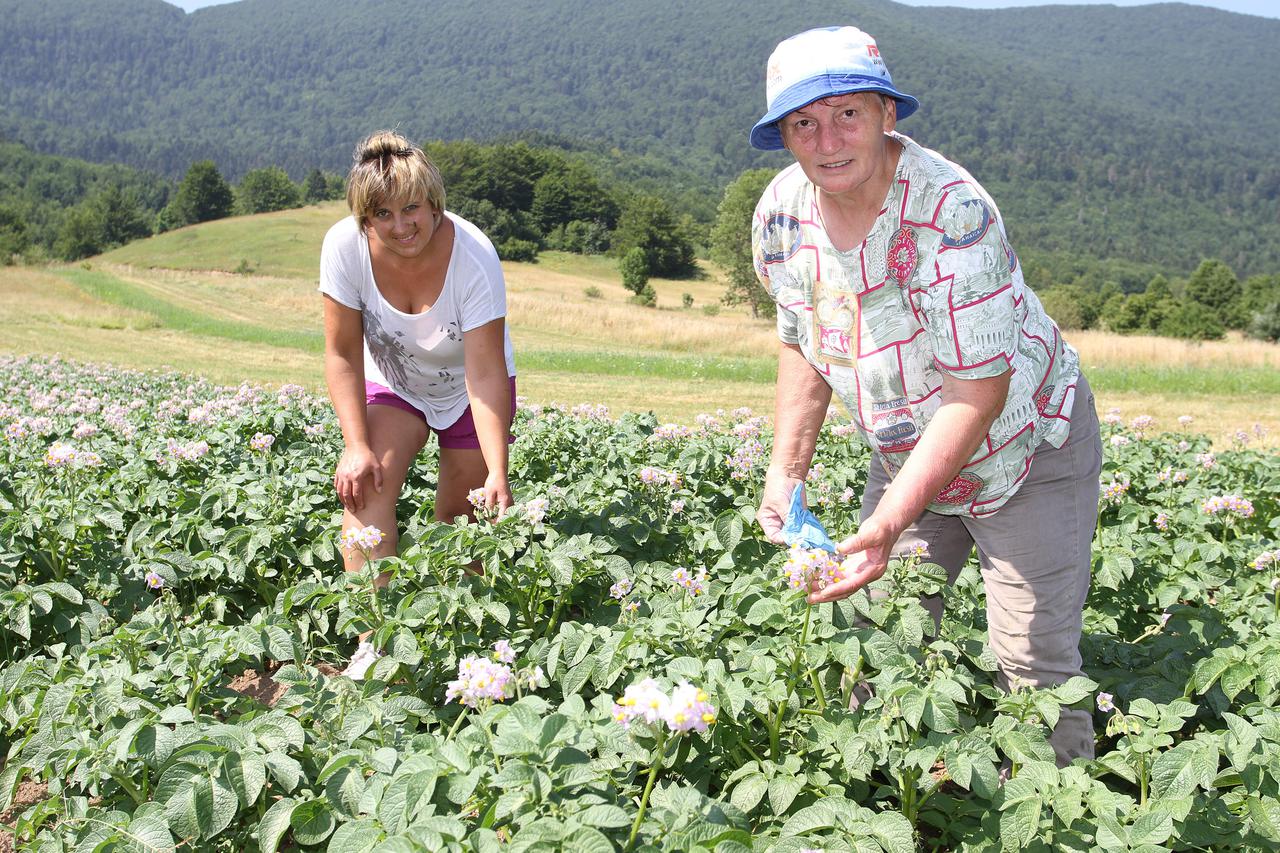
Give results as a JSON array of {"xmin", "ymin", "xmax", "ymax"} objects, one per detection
[{"xmin": 750, "ymin": 26, "xmax": 1101, "ymax": 764}]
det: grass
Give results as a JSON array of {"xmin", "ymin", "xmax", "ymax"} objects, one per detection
[{"xmin": 2, "ymin": 209, "xmax": 1277, "ymax": 443}]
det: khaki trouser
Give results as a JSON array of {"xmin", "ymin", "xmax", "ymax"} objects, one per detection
[{"xmin": 860, "ymin": 374, "xmax": 1101, "ymax": 765}]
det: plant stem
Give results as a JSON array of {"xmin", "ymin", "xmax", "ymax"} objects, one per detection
[{"xmin": 626, "ymin": 733, "xmax": 668, "ymax": 853}]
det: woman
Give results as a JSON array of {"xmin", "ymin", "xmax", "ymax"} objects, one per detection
[
  {"xmin": 750, "ymin": 27, "xmax": 1102, "ymax": 765},
  {"xmin": 319, "ymin": 131, "xmax": 517, "ymax": 678}
]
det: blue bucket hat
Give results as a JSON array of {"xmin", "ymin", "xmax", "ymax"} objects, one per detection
[{"xmin": 750, "ymin": 26, "xmax": 920, "ymax": 151}]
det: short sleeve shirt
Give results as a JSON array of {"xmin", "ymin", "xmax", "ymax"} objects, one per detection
[
  {"xmin": 318, "ymin": 213, "xmax": 516, "ymax": 429},
  {"xmin": 753, "ymin": 133, "xmax": 1080, "ymax": 516}
]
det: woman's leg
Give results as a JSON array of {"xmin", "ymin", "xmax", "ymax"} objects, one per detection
[
  {"xmin": 341, "ymin": 403, "xmax": 429, "ymax": 574},
  {"xmin": 435, "ymin": 445, "xmax": 490, "ymax": 523}
]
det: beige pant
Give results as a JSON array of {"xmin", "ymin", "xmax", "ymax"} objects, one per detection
[{"xmin": 860, "ymin": 375, "xmax": 1101, "ymax": 765}]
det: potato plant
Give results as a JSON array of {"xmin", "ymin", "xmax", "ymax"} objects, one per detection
[{"xmin": 0, "ymin": 354, "xmax": 1278, "ymax": 851}]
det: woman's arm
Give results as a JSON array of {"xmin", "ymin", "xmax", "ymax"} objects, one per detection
[
  {"xmin": 757, "ymin": 342, "xmax": 833, "ymax": 543},
  {"xmin": 462, "ymin": 317, "xmax": 513, "ymax": 514},
  {"xmin": 808, "ymin": 369, "xmax": 1010, "ymax": 603},
  {"xmin": 323, "ymin": 295, "xmax": 382, "ymax": 511}
]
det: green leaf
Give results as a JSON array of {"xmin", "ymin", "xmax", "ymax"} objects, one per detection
[
  {"xmin": 1128, "ymin": 811, "xmax": 1174, "ymax": 846},
  {"xmin": 743, "ymin": 598, "xmax": 783, "ymax": 626},
  {"xmin": 1246, "ymin": 795, "xmax": 1280, "ymax": 842},
  {"xmin": 768, "ymin": 773, "xmax": 804, "ymax": 816},
  {"xmin": 573, "ymin": 803, "xmax": 630, "ymax": 828},
  {"xmin": 137, "ymin": 724, "xmax": 176, "ymax": 768},
  {"xmin": 1151, "ymin": 740, "xmax": 1219, "ymax": 798},
  {"xmin": 730, "ymin": 773, "xmax": 767, "ymax": 814},
  {"xmin": 257, "ymin": 796, "xmax": 296, "ymax": 853},
  {"xmin": 289, "ymin": 798, "xmax": 336, "ymax": 846},
  {"xmin": 868, "ymin": 810, "xmax": 916, "ymax": 853},
  {"xmin": 1191, "ymin": 651, "xmax": 1237, "ymax": 695},
  {"xmin": 263, "ymin": 751, "xmax": 302, "ymax": 792},
  {"xmin": 223, "ymin": 750, "xmax": 266, "ymax": 809},
  {"xmin": 164, "ymin": 772, "xmax": 238, "ymax": 841},
  {"xmin": 326, "ymin": 819, "xmax": 383, "ymax": 853},
  {"xmin": 713, "ymin": 511, "xmax": 742, "ymax": 553},
  {"xmin": 998, "ymin": 797, "xmax": 1042, "ymax": 852},
  {"xmin": 119, "ymin": 813, "xmax": 176, "ymax": 853}
]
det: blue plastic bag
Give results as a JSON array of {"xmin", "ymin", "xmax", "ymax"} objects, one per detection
[{"xmin": 780, "ymin": 485, "xmax": 836, "ymax": 552}]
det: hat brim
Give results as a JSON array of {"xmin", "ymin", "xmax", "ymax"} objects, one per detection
[{"xmin": 749, "ymin": 74, "xmax": 920, "ymax": 151}]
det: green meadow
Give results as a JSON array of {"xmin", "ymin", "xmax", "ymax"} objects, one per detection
[{"xmin": 1, "ymin": 202, "xmax": 1276, "ymax": 444}]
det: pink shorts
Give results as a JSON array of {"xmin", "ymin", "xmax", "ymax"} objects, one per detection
[{"xmin": 365, "ymin": 377, "xmax": 517, "ymax": 450}]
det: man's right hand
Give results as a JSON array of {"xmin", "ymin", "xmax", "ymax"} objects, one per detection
[
  {"xmin": 334, "ymin": 445, "xmax": 383, "ymax": 512},
  {"xmin": 757, "ymin": 464, "xmax": 804, "ymax": 544}
]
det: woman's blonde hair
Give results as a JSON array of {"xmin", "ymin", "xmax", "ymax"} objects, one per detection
[{"xmin": 345, "ymin": 131, "xmax": 446, "ymax": 228}]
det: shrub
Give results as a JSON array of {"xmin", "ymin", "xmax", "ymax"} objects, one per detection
[
  {"xmin": 498, "ymin": 239, "xmax": 539, "ymax": 262},
  {"xmin": 619, "ymin": 247, "xmax": 649, "ymax": 295},
  {"xmin": 1158, "ymin": 300, "xmax": 1225, "ymax": 340},
  {"xmin": 682, "ymin": 292, "xmax": 694, "ymax": 308},
  {"xmin": 1246, "ymin": 301, "xmax": 1280, "ymax": 343},
  {"xmin": 584, "ymin": 285, "xmax": 603, "ymax": 299},
  {"xmin": 629, "ymin": 283, "xmax": 657, "ymax": 307}
]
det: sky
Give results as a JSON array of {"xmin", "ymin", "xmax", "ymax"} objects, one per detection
[
  {"xmin": 892, "ymin": 0, "xmax": 1279, "ymax": 16},
  {"xmin": 168, "ymin": 0, "xmax": 1280, "ymax": 16}
]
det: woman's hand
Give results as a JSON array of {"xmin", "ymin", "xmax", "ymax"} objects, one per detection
[
  {"xmin": 483, "ymin": 469, "xmax": 513, "ymax": 516},
  {"xmin": 806, "ymin": 513, "xmax": 902, "ymax": 604},
  {"xmin": 334, "ymin": 445, "xmax": 383, "ymax": 512},
  {"xmin": 757, "ymin": 464, "xmax": 804, "ymax": 544}
]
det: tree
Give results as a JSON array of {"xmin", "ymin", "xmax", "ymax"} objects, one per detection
[
  {"xmin": 619, "ymin": 247, "xmax": 649, "ymax": 295},
  {"xmin": 1185, "ymin": 259, "xmax": 1242, "ymax": 327},
  {"xmin": 611, "ymin": 195, "xmax": 695, "ymax": 278},
  {"xmin": 0, "ymin": 206, "xmax": 30, "ymax": 263},
  {"xmin": 236, "ymin": 167, "xmax": 301, "ymax": 214},
  {"xmin": 709, "ymin": 168, "xmax": 774, "ymax": 318},
  {"xmin": 302, "ymin": 169, "xmax": 329, "ymax": 203},
  {"xmin": 1246, "ymin": 300, "xmax": 1280, "ymax": 343},
  {"xmin": 531, "ymin": 161, "xmax": 618, "ymax": 233},
  {"xmin": 54, "ymin": 185, "xmax": 152, "ymax": 260},
  {"xmin": 164, "ymin": 160, "xmax": 234, "ymax": 228},
  {"xmin": 1158, "ymin": 300, "xmax": 1224, "ymax": 340}
]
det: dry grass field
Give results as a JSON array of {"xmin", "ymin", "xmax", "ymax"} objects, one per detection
[{"xmin": 2, "ymin": 203, "xmax": 1276, "ymax": 447}]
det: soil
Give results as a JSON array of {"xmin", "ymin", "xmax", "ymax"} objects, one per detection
[
  {"xmin": 227, "ymin": 668, "xmax": 288, "ymax": 707},
  {"xmin": 0, "ymin": 779, "xmax": 51, "ymax": 852}
]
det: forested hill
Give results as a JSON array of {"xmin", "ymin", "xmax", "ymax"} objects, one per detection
[{"xmin": 1, "ymin": 0, "xmax": 1278, "ymax": 275}]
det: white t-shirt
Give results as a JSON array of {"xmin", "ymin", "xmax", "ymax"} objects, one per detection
[{"xmin": 318, "ymin": 213, "xmax": 516, "ymax": 429}]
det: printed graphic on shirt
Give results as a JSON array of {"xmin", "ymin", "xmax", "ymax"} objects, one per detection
[
  {"xmin": 886, "ymin": 227, "xmax": 918, "ymax": 285},
  {"xmin": 760, "ymin": 213, "xmax": 803, "ymax": 264},
  {"xmin": 365, "ymin": 311, "xmax": 414, "ymax": 391},
  {"xmin": 871, "ymin": 396, "xmax": 918, "ymax": 453},
  {"xmin": 936, "ymin": 471, "xmax": 984, "ymax": 505},
  {"xmin": 940, "ymin": 198, "xmax": 992, "ymax": 249},
  {"xmin": 812, "ymin": 277, "xmax": 857, "ymax": 366}
]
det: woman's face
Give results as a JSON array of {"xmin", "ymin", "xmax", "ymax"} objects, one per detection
[
  {"xmin": 366, "ymin": 196, "xmax": 439, "ymax": 259},
  {"xmin": 780, "ymin": 92, "xmax": 896, "ymax": 206}
]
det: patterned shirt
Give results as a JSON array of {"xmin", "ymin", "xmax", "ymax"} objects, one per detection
[{"xmin": 753, "ymin": 133, "xmax": 1080, "ymax": 516}]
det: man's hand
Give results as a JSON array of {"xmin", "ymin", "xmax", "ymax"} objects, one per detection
[{"xmin": 757, "ymin": 464, "xmax": 804, "ymax": 544}]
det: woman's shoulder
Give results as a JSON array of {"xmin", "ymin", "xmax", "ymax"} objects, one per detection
[
  {"xmin": 755, "ymin": 163, "xmax": 809, "ymax": 216},
  {"xmin": 445, "ymin": 212, "xmax": 504, "ymax": 282},
  {"xmin": 321, "ymin": 215, "xmax": 365, "ymax": 256},
  {"xmin": 447, "ymin": 213, "xmax": 500, "ymax": 260}
]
